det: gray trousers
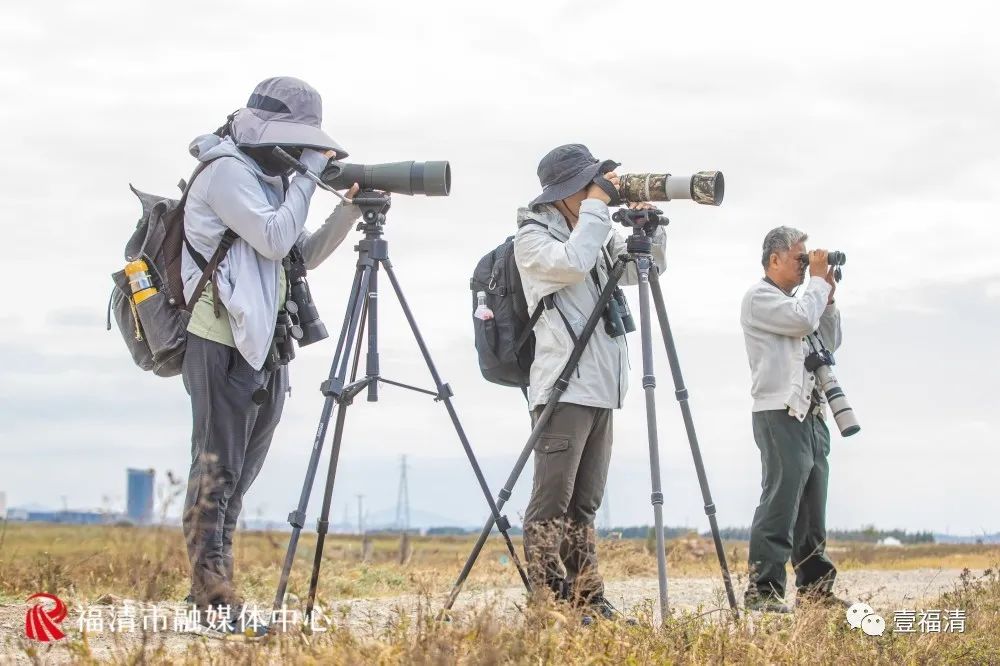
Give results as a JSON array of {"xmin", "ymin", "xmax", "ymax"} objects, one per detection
[
  {"xmin": 181, "ymin": 334, "xmax": 288, "ymax": 607},
  {"xmin": 747, "ymin": 409, "xmax": 836, "ymax": 600},
  {"xmin": 523, "ymin": 402, "xmax": 613, "ymax": 603}
]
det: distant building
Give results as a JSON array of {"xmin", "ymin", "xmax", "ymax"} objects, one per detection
[
  {"xmin": 21, "ymin": 510, "xmax": 112, "ymax": 525},
  {"xmin": 0, "ymin": 491, "xmax": 6, "ymax": 519},
  {"xmin": 126, "ymin": 468, "xmax": 155, "ymax": 524},
  {"xmin": 878, "ymin": 536, "xmax": 904, "ymax": 547}
]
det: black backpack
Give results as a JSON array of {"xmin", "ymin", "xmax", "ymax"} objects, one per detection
[{"xmin": 469, "ymin": 235, "xmax": 544, "ymax": 389}]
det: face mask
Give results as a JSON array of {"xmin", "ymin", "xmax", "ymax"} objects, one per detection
[{"xmin": 241, "ymin": 145, "xmax": 301, "ymax": 177}]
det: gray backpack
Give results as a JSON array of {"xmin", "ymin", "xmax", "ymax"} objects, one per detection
[{"xmin": 107, "ymin": 158, "xmax": 236, "ymax": 377}]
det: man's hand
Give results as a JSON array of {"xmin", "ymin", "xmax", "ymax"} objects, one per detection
[
  {"xmin": 586, "ymin": 170, "xmax": 620, "ymax": 203},
  {"xmin": 345, "ymin": 182, "xmax": 360, "ymax": 200},
  {"xmin": 824, "ymin": 266, "xmax": 837, "ymax": 304},
  {"xmin": 808, "ymin": 249, "xmax": 828, "ymax": 278}
]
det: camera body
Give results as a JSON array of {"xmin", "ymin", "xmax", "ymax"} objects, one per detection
[{"xmin": 284, "ymin": 246, "xmax": 329, "ymax": 347}]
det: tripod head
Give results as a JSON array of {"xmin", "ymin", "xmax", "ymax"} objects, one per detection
[
  {"xmin": 352, "ymin": 190, "xmax": 393, "ymax": 237},
  {"xmin": 612, "ymin": 207, "xmax": 667, "ymax": 255}
]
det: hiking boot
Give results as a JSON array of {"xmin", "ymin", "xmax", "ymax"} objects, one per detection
[
  {"xmin": 796, "ymin": 591, "xmax": 852, "ymax": 609},
  {"xmin": 745, "ymin": 594, "xmax": 793, "ymax": 614},
  {"xmin": 581, "ymin": 595, "xmax": 639, "ymax": 626}
]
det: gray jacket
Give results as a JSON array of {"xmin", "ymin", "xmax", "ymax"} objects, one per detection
[
  {"xmin": 741, "ymin": 278, "xmax": 842, "ymax": 419},
  {"xmin": 514, "ymin": 200, "xmax": 667, "ymax": 409},
  {"xmin": 182, "ymin": 134, "xmax": 361, "ymax": 369}
]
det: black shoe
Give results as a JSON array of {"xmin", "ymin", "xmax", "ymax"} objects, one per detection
[
  {"xmin": 581, "ymin": 596, "xmax": 638, "ymax": 626},
  {"xmin": 745, "ymin": 594, "xmax": 793, "ymax": 614}
]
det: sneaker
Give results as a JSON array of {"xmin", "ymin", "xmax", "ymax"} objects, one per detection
[{"xmin": 745, "ymin": 594, "xmax": 793, "ymax": 614}]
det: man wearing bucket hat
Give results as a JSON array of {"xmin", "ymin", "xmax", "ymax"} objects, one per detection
[
  {"xmin": 180, "ymin": 76, "xmax": 360, "ymax": 634},
  {"xmin": 514, "ymin": 144, "xmax": 666, "ymax": 622}
]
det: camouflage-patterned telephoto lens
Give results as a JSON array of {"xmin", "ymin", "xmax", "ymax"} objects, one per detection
[{"xmin": 618, "ymin": 171, "xmax": 724, "ymax": 205}]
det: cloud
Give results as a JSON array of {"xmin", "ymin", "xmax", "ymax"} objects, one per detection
[{"xmin": 1, "ymin": 0, "xmax": 998, "ymax": 535}]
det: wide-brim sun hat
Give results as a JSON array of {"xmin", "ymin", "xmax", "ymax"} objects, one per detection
[
  {"xmin": 231, "ymin": 76, "xmax": 348, "ymax": 160},
  {"xmin": 529, "ymin": 143, "xmax": 616, "ymax": 209}
]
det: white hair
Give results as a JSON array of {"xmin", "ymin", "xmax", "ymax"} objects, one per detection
[{"xmin": 761, "ymin": 226, "xmax": 808, "ymax": 268}]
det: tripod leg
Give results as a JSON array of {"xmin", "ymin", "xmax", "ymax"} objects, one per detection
[
  {"xmin": 271, "ymin": 264, "xmax": 372, "ymax": 613},
  {"xmin": 304, "ymin": 297, "xmax": 369, "ymax": 621},
  {"xmin": 380, "ymin": 262, "xmax": 530, "ymax": 593},
  {"xmin": 635, "ymin": 258, "xmax": 670, "ymax": 624},
  {"xmin": 648, "ymin": 269, "xmax": 740, "ymax": 618},
  {"xmin": 442, "ymin": 396, "xmax": 561, "ymax": 611},
  {"xmin": 441, "ymin": 257, "xmax": 632, "ymax": 611},
  {"xmin": 365, "ymin": 259, "xmax": 380, "ymax": 402}
]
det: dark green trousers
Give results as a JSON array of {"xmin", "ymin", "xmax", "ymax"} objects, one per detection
[{"xmin": 747, "ymin": 409, "xmax": 836, "ymax": 600}]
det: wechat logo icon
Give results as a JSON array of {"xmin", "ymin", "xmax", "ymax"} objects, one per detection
[{"xmin": 846, "ymin": 602, "xmax": 885, "ymax": 636}]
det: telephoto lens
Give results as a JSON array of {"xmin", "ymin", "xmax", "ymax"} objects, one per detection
[
  {"xmin": 814, "ymin": 366, "xmax": 860, "ymax": 436},
  {"xmin": 805, "ymin": 348, "xmax": 860, "ymax": 437},
  {"xmin": 617, "ymin": 171, "xmax": 724, "ymax": 205}
]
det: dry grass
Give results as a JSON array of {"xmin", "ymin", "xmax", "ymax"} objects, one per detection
[
  {"xmin": 2, "ymin": 522, "xmax": 998, "ymax": 603},
  {"xmin": 2, "ymin": 522, "xmax": 999, "ymax": 664}
]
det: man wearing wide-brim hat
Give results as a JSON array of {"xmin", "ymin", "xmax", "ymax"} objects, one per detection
[
  {"xmin": 180, "ymin": 76, "xmax": 360, "ymax": 635},
  {"xmin": 514, "ymin": 144, "xmax": 666, "ymax": 622}
]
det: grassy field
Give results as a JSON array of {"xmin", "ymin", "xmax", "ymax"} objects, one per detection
[{"xmin": 1, "ymin": 522, "xmax": 999, "ymax": 663}]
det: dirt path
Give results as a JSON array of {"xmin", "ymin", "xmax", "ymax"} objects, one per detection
[{"xmin": 0, "ymin": 568, "xmax": 967, "ymax": 663}]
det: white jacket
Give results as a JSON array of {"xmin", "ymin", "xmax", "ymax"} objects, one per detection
[
  {"xmin": 182, "ymin": 134, "xmax": 361, "ymax": 369},
  {"xmin": 514, "ymin": 200, "xmax": 667, "ymax": 409},
  {"xmin": 740, "ymin": 278, "xmax": 842, "ymax": 420}
]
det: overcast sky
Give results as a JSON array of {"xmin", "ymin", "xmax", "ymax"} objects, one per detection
[{"xmin": 1, "ymin": 1, "xmax": 998, "ymax": 536}]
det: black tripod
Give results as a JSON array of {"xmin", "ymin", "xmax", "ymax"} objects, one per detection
[
  {"xmin": 443, "ymin": 210, "xmax": 739, "ymax": 623},
  {"xmin": 271, "ymin": 191, "xmax": 530, "ymax": 620}
]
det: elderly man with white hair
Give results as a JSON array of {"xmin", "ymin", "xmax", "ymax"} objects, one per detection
[{"xmin": 741, "ymin": 226, "xmax": 849, "ymax": 613}]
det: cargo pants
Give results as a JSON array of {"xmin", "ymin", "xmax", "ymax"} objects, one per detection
[
  {"xmin": 181, "ymin": 334, "xmax": 288, "ymax": 608},
  {"xmin": 747, "ymin": 409, "xmax": 837, "ymax": 601},
  {"xmin": 523, "ymin": 402, "xmax": 613, "ymax": 604}
]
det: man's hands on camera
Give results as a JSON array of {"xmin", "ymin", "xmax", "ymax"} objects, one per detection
[{"xmin": 587, "ymin": 171, "xmax": 620, "ymax": 204}]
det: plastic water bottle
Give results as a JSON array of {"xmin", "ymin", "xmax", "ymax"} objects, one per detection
[
  {"xmin": 474, "ymin": 291, "xmax": 494, "ymax": 320},
  {"xmin": 124, "ymin": 259, "xmax": 158, "ymax": 305}
]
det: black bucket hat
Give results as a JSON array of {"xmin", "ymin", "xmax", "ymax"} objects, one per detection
[{"xmin": 529, "ymin": 144, "xmax": 617, "ymax": 208}]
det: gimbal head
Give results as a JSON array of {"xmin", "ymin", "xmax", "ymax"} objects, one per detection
[{"xmin": 612, "ymin": 207, "xmax": 666, "ymax": 255}]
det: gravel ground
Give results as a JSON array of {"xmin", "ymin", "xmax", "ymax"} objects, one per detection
[{"xmin": 0, "ymin": 568, "xmax": 967, "ymax": 663}]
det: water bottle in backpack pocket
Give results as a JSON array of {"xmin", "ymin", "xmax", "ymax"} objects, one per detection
[{"xmin": 470, "ymin": 236, "xmax": 538, "ymax": 388}]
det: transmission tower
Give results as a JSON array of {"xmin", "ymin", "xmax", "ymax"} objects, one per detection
[{"xmin": 395, "ymin": 455, "xmax": 411, "ymax": 531}]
